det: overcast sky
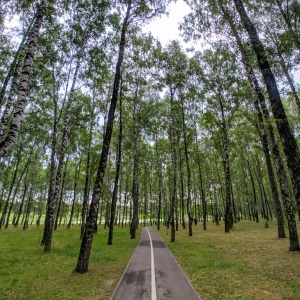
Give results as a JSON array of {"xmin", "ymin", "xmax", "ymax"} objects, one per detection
[{"xmin": 143, "ymin": 0, "xmax": 191, "ymax": 46}]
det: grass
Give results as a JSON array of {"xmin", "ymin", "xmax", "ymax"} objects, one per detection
[
  {"xmin": 0, "ymin": 224, "xmax": 141, "ymax": 300},
  {"xmin": 2, "ymin": 219, "xmax": 300, "ymax": 300},
  {"xmin": 155, "ymin": 219, "xmax": 300, "ymax": 300}
]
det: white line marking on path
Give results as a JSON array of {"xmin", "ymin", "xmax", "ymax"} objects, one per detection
[{"xmin": 146, "ymin": 228, "xmax": 157, "ymax": 300}]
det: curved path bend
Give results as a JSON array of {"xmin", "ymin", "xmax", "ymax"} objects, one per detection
[{"xmin": 111, "ymin": 227, "xmax": 201, "ymax": 300}]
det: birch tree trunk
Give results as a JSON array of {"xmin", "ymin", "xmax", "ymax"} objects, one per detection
[
  {"xmin": 178, "ymin": 147, "xmax": 186, "ymax": 230},
  {"xmin": 246, "ymin": 158, "xmax": 259, "ymax": 223},
  {"xmin": 210, "ymin": 162, "xmax": 219, "ymax": 226},
  {"xmin": 155, "ymin": 137, "xmax": 163, "ymax": 230},
  {"xmin": 218, "ymin": 91, "xmax": 232, "ymax": 233},
  {"xmin": 233, "ymin": 1, "xmax": 300, "ymax": 249},
  {"xmin": 0, "ymin": 145, "xmax": 22, "ymax": 228},
  {"xmin": 0, "ymin": 14, "xmax": 35, "ymax": 107},
  {"xmin": 23, "ymin": 184, "xmax": 35, "ymax": 231},
  {"xmin": 42, "ymin": 53, "xmax": 81, "ymax": 251},
  {"xmin": 75, "ymin": 0, "xmax": 132, "ymax": 273},
  {"xmin": 14, "ymin": 180, "xmax": 29, "ymax": 227},
  {"xmin": 54, "ymin": 157, "xmax": 68, "ymax": 230},
  {"xmin": 5, "ymin": 150, "xmax": 32, "ymax": 228},
  {"xmin": 121, "ymin": 176, "xmax": 129, "ymax": 228},
  {"xmin": 108, "ymin": 78, "xmax": 123, "ymax": 245},
  {"xmin": 179, "ymin": 93, "xmax": 192, "ymax": 236},
  {"xmin": 143, "ymin": 167, "xmax": 148, "ymax": 227},
  {"xmin": 130, "ymin": 84, "xmax": 140, "ymax": 239},
  {"xmin": 22, "ymin": 161, "xmax": 38, "ymax": 230},
  {"xmin": 169, "ymin": 88, "xmax": 178, "ymax": 242},
  {"xmin": 80, "ymin": 97, "xmax": 95, "ymax": 239},
  {"xmin": 221, "ymin": 4, "xmax": 286, "ymax": 237},
  {"xmin": 67, "ymin": 158, "xmax": 82, "ymax": 228},
  {"xmin": 0, "ymin": 54, "xmax": 23, "ymax": 140},
  {"xmin": 194, "ymin": 119, "xmax": 206, "ymax": 230},
  {"xmin": 0, "ymin": 1, "xmax": 46, "ymax": 158},
  {"xmin": 45, "ymin": 64, "xmax": 61, "ymax": 231}
]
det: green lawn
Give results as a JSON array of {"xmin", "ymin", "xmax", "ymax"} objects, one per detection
[
  {"xmin": 1, "ymin": 219, "xmax": 300, "ymax": 300},
  {"xmin": 0, "ymin": 224, "xmax": 140, "ymax": 300},
  {"xmin": 155, "ymin": 219, "xmax": 300, "ymax": 300}
]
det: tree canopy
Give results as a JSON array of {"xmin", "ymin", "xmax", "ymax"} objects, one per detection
[{"xmin": 0, "ymin": 0, "xmax": 300, "ymax": 274}]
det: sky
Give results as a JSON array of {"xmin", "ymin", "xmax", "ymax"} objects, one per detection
[{"xmin": 142, "ymin": 0, "xmax": 191, "ymax": 46}]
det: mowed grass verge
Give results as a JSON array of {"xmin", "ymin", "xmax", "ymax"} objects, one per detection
[
  {"xmin": 0, "ymin": 225, "xmax": 141, "ymax": 300},
  {"xmin": 155, "ymin": 219, "xmax": 300, "ymax": 300}
]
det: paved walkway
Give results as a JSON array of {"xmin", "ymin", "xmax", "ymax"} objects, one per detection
[{"xmin": 111, "ymin": 227, "xmax": 201, "ymax": 300}]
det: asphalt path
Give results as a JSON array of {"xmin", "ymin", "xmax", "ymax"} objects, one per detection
[{"xmin": 111, "ymin": 227, "xmax": 201, "ymax": 300}]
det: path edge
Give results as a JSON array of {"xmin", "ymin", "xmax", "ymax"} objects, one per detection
[
  {"xmin": 109, "ymin": 231, "xmax": 143, "ymax": 300},
  {"xmin": 149, "ymin": 227, "xmax": 202, "ymax": 300}
]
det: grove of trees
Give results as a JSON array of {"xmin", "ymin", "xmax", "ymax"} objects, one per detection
[{"xmin": 1, "ymin": 0, "xmax": 300, "ymax": 273}]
